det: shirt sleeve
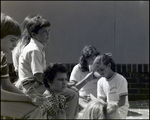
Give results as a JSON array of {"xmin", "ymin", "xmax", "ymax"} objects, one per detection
[
  {"xmin": 69, "ymin": 65, "xmax": 81, "ymax": 83},
  {"xmin": 117, "ymin": 76, "xmax": 128, "ymax": 97},
  {"xmin": 97, "ymin": 78, "xmax": 106, "ymax": 100},
  {"xmin": 28, "ymin": 50, "xmax": 44, "ymax": 75},
  {"xmin": 1, "ymin": 52, "xmax": 9, "ymax": 79}
]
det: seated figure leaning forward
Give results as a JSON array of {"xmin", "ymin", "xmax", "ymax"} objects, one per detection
[{"xmin": 42, "ymin": 63, "xmax": 71, "ymax": 119}]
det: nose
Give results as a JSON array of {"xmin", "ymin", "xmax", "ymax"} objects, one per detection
[{"xmin": 62, "ymin": 80, "xmax": 67, "ymax": 85}]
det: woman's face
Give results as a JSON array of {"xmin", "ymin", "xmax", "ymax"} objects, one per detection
[
  {"xmin": 95, "ymin": 63, "xmax": 111, "ymax": 78},
  {"xmin": 50, "ymin": 72, "xmax": 68, "ymax": 94},
  {"xmin": 1, "ymin": 35, "xmax": 19, "ymax": 53}
]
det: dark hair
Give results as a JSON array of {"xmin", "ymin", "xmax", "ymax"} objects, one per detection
[
  {"xmin": 93, "ymin": 53, "xmax": 116, "ymax": 71},
  {"xmin": 26, "ymin": 15, "xmax": 50, "ymax": 37},
  {"xmin": 1, "ymin": 13, "xmax": 21, "ymax": 39},
  {"xmin": 20, "ymin": 15, "xmax": 37, "ymax": 46},
  {"xmin": 79, "ymin": 45, "xmax": 100, "ymax": 72},
  {"xmin": 43, "ymin": 63, "xmax": 68, "ymax": 89}
]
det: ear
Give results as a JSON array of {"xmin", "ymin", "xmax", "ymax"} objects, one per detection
[{"xmin": 31, "ymin": 32, "xmax": 37, "ymax": 38}]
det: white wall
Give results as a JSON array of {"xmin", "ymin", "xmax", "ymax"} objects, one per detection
[{"xmin": 1, "ymin": 1, "xmax": 149, "ymax": 64}]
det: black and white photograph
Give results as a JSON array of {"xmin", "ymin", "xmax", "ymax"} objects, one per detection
[{"xmin": 1, "ymin": 1, "xmax": 149, "ymax": 119}]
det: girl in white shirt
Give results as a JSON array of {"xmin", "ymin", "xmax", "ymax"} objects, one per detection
[{"xmin": 93, "ymin": 53, "xmax": 129, "ymax": 119}]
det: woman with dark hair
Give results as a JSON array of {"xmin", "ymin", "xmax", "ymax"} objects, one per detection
[{"xmin": 69, "ymin": 45, "xmax": 101, "ymax": 108}]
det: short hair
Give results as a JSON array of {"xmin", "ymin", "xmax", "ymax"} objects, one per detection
[
  {"xmin": 93, "ymin": 53, "xmax": 116, "ymax": 71},
  {"xmin": 26, "ymin": 15, "xmax": 50, "ymax": 37},
  {"xmin": 1, "ymin": 13, "xmax": 21, "ymax": 39},
  {"xmin": 79, "ymin": 45, "xmax": 100, "ymax": 72},
  {"xmin": 43, "ymin": 63, "xmax": 68, "ymax": 89}
]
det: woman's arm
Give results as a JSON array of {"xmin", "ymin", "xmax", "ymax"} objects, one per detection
[
  {"xmin": 76, "ymin": 72, "xmax": 94, "ymax": 90},
  {"xmin": 117, "ymin": 95, "xmax": 126, "ymax": 107}
]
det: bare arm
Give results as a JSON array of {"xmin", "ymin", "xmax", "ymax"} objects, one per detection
[
  {"xmin": 1, "ymin": 78, "xmax": 24, "ymax": 94},
  {"xmin": 34, "ymin": 73, "xmax": 43, "ymax": 87},
  {"xmin": 117, "ymin": 95, "xmax": 126, "ymax": 107},
  {"xmin": 75, "ymin": 72, "xmax": 94, "ymax": 90}
]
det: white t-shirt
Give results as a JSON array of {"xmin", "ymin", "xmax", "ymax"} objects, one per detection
[
  {"xmin": 16, "ymin": 38, "xmax": 46, "ymax": 84},
  {"xmin": 70, "ymin": 64, "xmax": 99, "ymax": 97},
  {"xmin": 97, "ymin": 72, "xmax": 129, "ymax": 119}
]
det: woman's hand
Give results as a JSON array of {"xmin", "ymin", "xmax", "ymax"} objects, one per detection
[{"xmin": 106, "ymin": 101, "xmax": 118, "ymax": 118}]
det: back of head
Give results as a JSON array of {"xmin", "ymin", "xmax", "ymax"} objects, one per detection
[
  {"xmin": 19, "ymin": 15, "xmax": 37, "ymax": 47},
  {"xmin": 26, "ymin": 15, "xmax": 50, "ymax": 38},
  {"xmin": 1, "ymin": 13, "xmax": 21, "ymax": 39},
  {"xmin": 21, "ymin": 15, "xmax": 36, "ymax": 32},
  {"xmin": 43, "ymin": 63, "xmax": 68, "ymax": 89},
  {"xmin": 79, "ymin": 100, "xmax": 105, "ymax": 119},
  {"xmin": 79, "ymin": 45, "xmax": 100, "ymax": 72}
]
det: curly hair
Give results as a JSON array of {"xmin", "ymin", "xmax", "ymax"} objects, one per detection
[
  {"xmin": 79, "ymin": 45, "xmax": 100, "ymax": 72},
  {"xmin": 43, "ymin": 63, "xmax": 68, "ymax": 89}
]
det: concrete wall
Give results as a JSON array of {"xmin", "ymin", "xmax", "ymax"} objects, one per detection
[{"xmin": 1, "ymin": 1, "xmax": 149, "ymax": 64}]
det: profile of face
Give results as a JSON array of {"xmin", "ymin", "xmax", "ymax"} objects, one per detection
[
  {"xmin": 50, "ymin": 72, "xmax": 68, "ymax": 94},
  {"xmin": 1, "ymin": 35, "xmax": 19, "ymax": 53},
  {"xmin": 33, "ymin": 26, "xmax": 50, "ymax": 45}
]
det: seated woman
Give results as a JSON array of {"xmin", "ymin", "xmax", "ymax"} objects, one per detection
[
  {"xmin": 42, "ymin": 63, "xmax": 69, "ymax": 119},
  {"xmin": 69, "ymin": 45, "xmax": 101, "ymax": 108}
]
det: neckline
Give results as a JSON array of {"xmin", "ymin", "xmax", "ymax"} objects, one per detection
[{"xmin": 107, "ymin": 72, "xmax": 117, "ymax": 81}]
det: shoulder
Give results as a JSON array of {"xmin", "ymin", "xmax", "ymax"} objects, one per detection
[
  {"xmin": 73, "ymin": 64, "xmax": 80, "ymax": 69},
  {"xmin": 116, "ymin": 73, "xmax": 127, "ymax": 81},
  {"xmin": 115, "ymin": 73, "xmax": 128, "ymax": 85},
  {"xmin": 24, "ymin": 42, "xmax": 39, "ymax": 51},
  {"xmin": 97, "ymin": 77, "xmax": 106, "ymax": 84},
  {"xmin": 71, "ymin": 64, "xmax": 82, "ymax": 72}
]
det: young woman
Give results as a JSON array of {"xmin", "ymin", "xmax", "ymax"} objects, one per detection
[
  {"xmin": 93, "ymin": 53, "xmax": 129, "ymax": 119},
  {"xmin": 69, "ymin": 45, "xmax": 101, "ymax": 108}
]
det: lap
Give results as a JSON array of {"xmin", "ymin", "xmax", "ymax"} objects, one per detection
[{"xmin": 1, "ymin": 101, "xmax": 37, "ymax": 118}]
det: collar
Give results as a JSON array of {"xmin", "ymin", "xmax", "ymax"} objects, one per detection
[
  {"xmin": 30, "ymin": 38, "xmax": 45, "ymax": 50},
  {"xmin": 107, "ymin": 72, "xmax": 117, "ymax": 81}
]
